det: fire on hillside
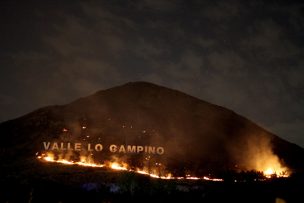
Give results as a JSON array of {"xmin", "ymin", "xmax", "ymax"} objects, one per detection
[{"xmin": 36, "ymin": 151, "xmax": 289, "ymax": 181}]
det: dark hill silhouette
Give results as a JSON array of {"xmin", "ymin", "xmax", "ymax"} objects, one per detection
[{"xmin": 0, "ymin": 81, "xmax": 303, "ymax": 175}]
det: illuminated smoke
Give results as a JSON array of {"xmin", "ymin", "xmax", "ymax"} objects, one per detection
[{"xmin": 230, "ymin": 132, "xmax": 290, "ymax": 178}]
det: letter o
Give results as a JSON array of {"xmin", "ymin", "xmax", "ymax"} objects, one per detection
[
  {"xmin": 156, "ymin": 147, "xmax": 164, "ymax": 155},
  {"xmin": 95, "ymin": 144, "xmax": 103, "ymax": 151}
]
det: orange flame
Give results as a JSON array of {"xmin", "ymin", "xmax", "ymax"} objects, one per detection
[
  {"xmin": 263, "ymin": 167, "xmax": 289, "ymax": 178},
  {"xmin": 254, "ymin": 151, "xmax": 290, "ymax": 178},
  {"xmin": 237, "ymin": 135, "xmax": 290, "ymax": 178},
  {"xmin": 37, "ymin": 152, "xmax": 223, "ymax": 181},
  {"xmin": 37, "ymin": 151, "xmax": 289, "ymax": 180}
]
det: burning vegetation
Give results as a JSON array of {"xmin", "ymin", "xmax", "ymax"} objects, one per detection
[
  {"xmin": 36, "ymin": 143, "xmax": 289, "ymax": 182},
  {"xmin": 36, "ymin": 152, "xmax": 223, "ymax": 181},
  {"xmin": 230, "ymin": 133, "xmax": 290, "ymax": 178}
]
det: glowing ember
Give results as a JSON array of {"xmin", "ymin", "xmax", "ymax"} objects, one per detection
[
  {"xmin": 76, "ymin": 162, "xmax": 104, "ymax": 168},
  {"xmin": 40, "ymin": 153, "xmax": 104, "ymax": 168},
  {"xmin": 57, "ymin": 159, "xmax": 73, "ymax": 165},
  {"xmin": 44, "ymin": 156, "xmax": 54, "ymax": 162},
  {"xmin": 43, "ymin": 153, "xmax": 55, "ymax": 162},
  {"xmin": 203, "ymin": 176, "xmax": 224, "ymax": 182},
  {"xmin": 109, "ymin": 162, "xmax": 128, "ymax": 171}
]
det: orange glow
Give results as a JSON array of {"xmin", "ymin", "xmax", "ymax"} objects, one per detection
[
  {"xmin": 203, "ymin": 176, "xmax": 224, "ymax": 182},
  {"xmin": 36, "ymin": 153, "xmax": 223, "ymax": 181},
  {"xmin": 109, "ymin": 162, "xmax": 128, "ymax": 171},
  {"xmin": 263, "ymin": 168, "xmax": 275, "ymax": 178},
  {"xmin": 257, "ymin": 158, "xmax": 290, "ymax": 178},
  {"xmin": 40, "ymin": 153, "xmax": 104, "ymax": 168},
  {"xmin": 240, "ymin": 135, "xmax": 290, "ymax": 178},
  {"xmin": 263, "ymin": 167, "xmax": 289, "ymax": 178},
  {"xmin": 255, "ymin": 155, "xmax": 290, "ymax": 178},
  {"xmin": 37, "ymin": 151, "xmax": 289, "ymax": 180}
]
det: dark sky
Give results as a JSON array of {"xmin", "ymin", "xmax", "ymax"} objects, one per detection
[{"xmin": 1, "ymin": 0, "xmax": 304, "ymax": 147}]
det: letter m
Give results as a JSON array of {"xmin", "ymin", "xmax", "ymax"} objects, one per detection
[{"xmin": 127, "ymin": 145, "xmax": 136, "ymax": 153}]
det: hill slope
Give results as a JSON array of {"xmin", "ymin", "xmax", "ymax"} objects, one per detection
[{"xmin": 0, "ymin": 82, "xmax": 303, "ymax": 175}]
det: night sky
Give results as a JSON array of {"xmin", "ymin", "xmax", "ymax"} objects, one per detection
[{"xmin": 1, "ymin": 0, "xmax": 304, "ymax": 147}]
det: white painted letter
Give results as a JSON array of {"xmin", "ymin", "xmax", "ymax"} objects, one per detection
[
  {"xmin": 148, "ymin": 146, "xmax": 156, "ymax": 154},
  {"xmin": 119, "ymin": 145, "xmax": 126, "ymax": 153},
  {"xmin": 43, "ymin": 142, "xmax": 50, "ymax": 150},
  {"xmin": 87, "ymin": 143, "xmax": 94, "ymax": 151},
  {"xmin": 137, "ymin": 146, "xmax": 144, "ymax": 153},
  {"xmin": 75, "ymin": 143, "xmax": 82, "ymax": 151},
  {"xmin": 109, "ymin": 145, "xmax": 117, "ymax": 153},
  {"xmin": 52, "ymin": 142, "xmax": 59, "ymax": 150},
  {"xmin": 95, "ymin": 144, "xmax": 103, "ymax": 151},
  {"xmin": 127, "ymin": 145, "xmax": 136, "ymax": 153},
  {"xmin": 156, "ymin": 147, "xmax": 164, "ymax": 155}
]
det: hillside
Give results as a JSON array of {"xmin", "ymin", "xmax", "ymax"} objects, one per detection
[{"xmin": 0, "ymin": 82, "xmax": 303, "ymax": 175}]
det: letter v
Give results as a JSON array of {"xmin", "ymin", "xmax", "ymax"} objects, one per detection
[{"xmin": 43, "ymin": 142, "xmax": 51, "ymax": 150}]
